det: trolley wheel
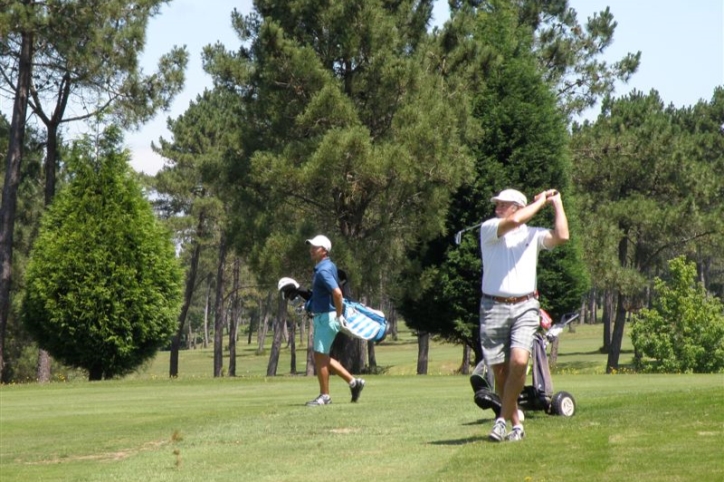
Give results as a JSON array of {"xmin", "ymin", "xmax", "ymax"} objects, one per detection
[{"xmin": 550, "ymin": 391, "xmax": 576, "ymax": 417}]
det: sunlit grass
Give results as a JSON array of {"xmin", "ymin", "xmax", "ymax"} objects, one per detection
[
  {"xmin": 129, "ymin": 323, "xmax": 629, "ymax": 381},
  {"xmin": 2, "ymin": 323, "xmax": 719, "ymax": 482}
]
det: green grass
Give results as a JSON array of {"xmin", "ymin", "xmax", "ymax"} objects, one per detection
[
  {"xmin": 1, "ymin": 324, "xmax": 723, "ymax": 482},
  {"xmin": 128, "ymin": 324, "xmax": 626, "ymax": 380}
]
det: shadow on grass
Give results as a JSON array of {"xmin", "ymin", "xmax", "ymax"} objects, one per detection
[
  {"xmin": 377, "ymin": 339, "xmax": 419, "ymax": 346},
  {"xmin": 461, "ymin": 419, "xmax": 492, "ymax": 426},
  {"xmin": 557, "ymin": 349, "xmax": 634, "ymax": 357},
  {"xmin": 362, "ymin": 365, "xmax": 391, "ymax": 375},
  {"xmin": 428, "ymin": 435, "xmax": 488, "ymax": 445},
  {"xmin": 551, "ymin": 361, "xmax": 602, "ymax": 371}
]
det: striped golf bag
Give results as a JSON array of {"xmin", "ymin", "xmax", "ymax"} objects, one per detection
[{"xmin": 340, "ymin": 300, "xmax": 388, "ymax": 343}]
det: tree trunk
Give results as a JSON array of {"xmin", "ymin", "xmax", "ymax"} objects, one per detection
[
  {"xmin": 589, "ymin": 289, "xmax": 598, "ymax": 324},
  {"xmin": 416, "ymin": 332, "xmax": 429, "ymax": 375},
  {"xmin": 266, "ymin": 294, "xmax": 286, "ymax": 376},
  {"xmin": 606, "ymin": 234, "xmax": 631, "ymax": 373},
  {"xmin": 170, "ymin": 225, "xmax": 202, "ymax": 377},
  {"xmin": 213, "ymin": 234, "xmax": 227, "ymax": 377},
  {"xmin": 289, "ymin": 315, "xmax": 297, "ymax": 375},
  {"xmin": 549, "ymin": 337, "xmax": 560, "ymax": 368},
  {"xmin": 606, "ymin": 290, "xmax": 628, "ymax": 373},
  {"xmin": 0, "ymin": 30, "xmax": 33, "ymax": 382},
  {"xmin": 204, "ymin": 274, "xmax": 211, "ymax": 348},
  {"xmin": 257, "ymin": 293, "xmax": 272, "ymax": 354},
  {"xmin": 34, "ymin": 67, "xmax": 72, "ymax": 384},
  {"xmin": 696, "ymin": 245, "xmax": 706, "ymax": 290},
  {"xmin": 36, "ymin": 349, "xmax": 51, "ymax": 382},
  {"xmin": 298, "ymin": 310, "xmax": 306, "ymax": 345},
  {"xmin": 306, "ymin": 316, "xmax": 315, "ymax": 376},
  {"xmin": 330, "ymin": 335, "xmax": 364, "ymax": 374},
  {"xmin": 187, "ymin": 319, "xmax": 194, "ymax": 349},
  {"xmin": 460, "ymin": 344, "xmax": 471, "ymax": 374},
  {"xmin": 89, "ymin": 365, "xmax": 103, "ymax": 381},
  {"xmin": 228, "ymin": 258, "xmax": 240, "ymax": 377},
  {"xmin": 602, "ymin": 290, "xmax": 613, "ymax": 353},
  {"xmin": 367, "ymin": 340, "xmax": 377, "ymax": 370},
  {"xmin": 385, "ymin": 301, "xmax": 398, "ymax": 341},
  {"xmin": 38, "ymin": 72, "xmax": 70, "ymax": 205},
  {"xmin": 247, "ymin": 311, "xmax": 255, "ymax": 345}
]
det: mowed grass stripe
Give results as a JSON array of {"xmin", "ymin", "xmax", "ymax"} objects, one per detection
[
  {"xmin": 2, "ymin": 374, "xmax": 723, "ymax": 482},
  {"xmin": 1, "ymin": 325, "xmax": 722, "ymax": 481}
]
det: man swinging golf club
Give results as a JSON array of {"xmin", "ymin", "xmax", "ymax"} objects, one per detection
[
  {"xmin": 479, "ymin": 188, "xmax": 568, "ymax": 442},
  {"xmin": 304, "ymin": 234, "xmax": 365, "ymax": 406}
]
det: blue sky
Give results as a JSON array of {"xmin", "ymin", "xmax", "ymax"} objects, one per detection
[{"xmin": 125, "ymin": 0, "xmax": 723, "ymax": 174}]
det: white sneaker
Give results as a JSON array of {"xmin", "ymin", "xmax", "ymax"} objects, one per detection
[
  {"xmin": 305, "ymin": 394, "xmax": 331, "ymax": 406},
  {"xmin": 505, "ymin": 426, "xmax": 525, "ymax": 442},
  {"xmin": 488, "ymin": 420, "xmax": 507, "ymax": 442}
]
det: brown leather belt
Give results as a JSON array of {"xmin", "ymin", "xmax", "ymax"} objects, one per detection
[{"xmin": 482, "ymin": 292, "xmax": 538, "ymax": 304}]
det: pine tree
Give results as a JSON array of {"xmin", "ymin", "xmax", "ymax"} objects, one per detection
[
  {"xmin": 150, "ymin": 88, "xmax": 233, "ymax": 377},
  {"xmin": 204, "ymin": 0, "xmax": 471, "ymax": 290},
  {"xmin": 203, "ymin": 1, "xmax": 473, "ymax": 371},
  {"xmin": 0, "ymin": 113, "xmax": 46, "ymax": 383},
  {"xmin": 0, "ymin": 2, "xmax": 34, "ymax": 380},
  {"xmin": 397, "ymin": 0, "xmax": 589, "ymax": 366},
  {"xmin": 571, "ymin": 89, "xmax": 723, "ymax": 371}
]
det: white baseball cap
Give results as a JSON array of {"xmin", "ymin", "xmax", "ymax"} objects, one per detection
[
  {"xmin": 305, "ymin": 235, "xmax": 332, "ymax": 252},
  {"xmin": 490, "ymin": 189, "xmax": 527, "ymax": 207}
]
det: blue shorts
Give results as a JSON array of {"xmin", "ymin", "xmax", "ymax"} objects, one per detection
[
  {"xmin": 479, "ymin": 297, "xmax": 540, "ymax": 366},
  {"xmin": 313, "ymin": 312, "xmax": 341, "ymax": 355}
]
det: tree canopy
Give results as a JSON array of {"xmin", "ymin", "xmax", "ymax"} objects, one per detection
[
  {"xmin": 570, "ymin": 88, "xmax": 724, "ymax": 370},
  {"xmin": 396, "ymin": 0, "xmax": 589, "ymax": 359},
  {"xmin": 22, "ymin": 128, "xmax": 182, "ymax": 380},
  {"xmin": 631, "ymin": 256, "xmax": 724, "ymax": 373},
  {"xmin": 1, "ymin": 0, "xmax": 188, "ymax": 381},
  {"xmin": 1, "ymin": 1, "xmax": 721, "ymax": 382},
  {"xmin": 203, "ymin": 0, "xmax": 475, "ymax": 297}
]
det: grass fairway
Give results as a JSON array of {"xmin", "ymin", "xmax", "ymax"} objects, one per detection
[{"xmin": 1, "ymin": 325, "xmax": 723, "ymax": 481}]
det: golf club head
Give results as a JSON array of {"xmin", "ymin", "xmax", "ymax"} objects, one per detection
[{"xmin": 278, "ymin": 277, "xmax": 300, "ymax": 300}]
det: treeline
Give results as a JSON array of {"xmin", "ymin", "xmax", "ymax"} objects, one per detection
[{"xmin": 1, "ymin": 1, "xmax": 721, "ymax": 382}]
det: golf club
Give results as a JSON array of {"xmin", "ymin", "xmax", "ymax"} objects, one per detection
[{"xmin": 454, "ymin": 190, "xmax": 559, "ymax": 245}]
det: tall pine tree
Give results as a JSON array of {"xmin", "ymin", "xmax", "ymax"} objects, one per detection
[
  {"xmin": 203, "ymin": 1, "xmax": 474, "ymax": 371},
  {"xmin": 397, "ymin": 0, "xmax": 588, "ymax": 366}
]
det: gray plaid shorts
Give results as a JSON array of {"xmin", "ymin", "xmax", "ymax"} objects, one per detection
[{"xmin": 479, "ymin": 296, "xmax": 540, "ymax": 366}]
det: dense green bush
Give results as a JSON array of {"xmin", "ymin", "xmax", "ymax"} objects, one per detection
[
  {"xmin": 631, "ymin": 256, "xmax": 724, "ymax": 373},
  {"xmin": 22, "ymin": 129, "xmax": 182, "ymax": 380}
]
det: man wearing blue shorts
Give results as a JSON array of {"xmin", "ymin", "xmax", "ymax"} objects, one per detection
[
  {"xmin": 479, "ymin": 189, "xmax": 569, "ymax": 441},
  {"xmin": 304, "ymin": 235, "xmax": 365, "ymax": 406}
]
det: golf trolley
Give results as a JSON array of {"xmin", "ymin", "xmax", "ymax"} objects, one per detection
[{"xmin": 470, "ymin": 311, "xmax": 580, "ymax": 417}]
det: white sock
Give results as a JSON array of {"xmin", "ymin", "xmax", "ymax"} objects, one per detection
[
  {"xmin": 513, "ymin": 424, "xmax": 523, "ymax": 431},
  {"xmin": 495, "ymin": 417, "xmax": 506, "ymax": 425},
  {"xmin": 349, "ymin": 379, "xmax": 357, "ymax": 387}
]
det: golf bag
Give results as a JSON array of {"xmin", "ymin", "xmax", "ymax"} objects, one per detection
[
  {"xmin": 277, "ymin": 277, "xmax": 388, "ymax": 343},
  {"xmin": 341, "ymin": 300, "xmax": 387, "ymax": 342}
]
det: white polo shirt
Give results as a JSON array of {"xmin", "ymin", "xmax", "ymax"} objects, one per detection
[{"xmin": 479, "ymin": 218, "xmax": 550, "ymax": 297}]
